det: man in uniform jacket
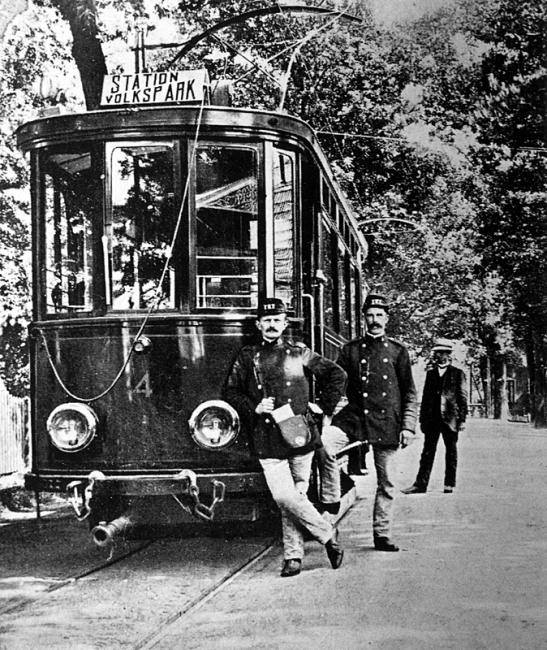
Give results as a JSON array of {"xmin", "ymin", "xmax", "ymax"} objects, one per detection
[
  {"xmin": 322, "ymin": 293, "xmax": 417, "ymax": 552},
  {"xmin": 223, "ymin": 297, "xmax": 346, "ymax": 578},
  {"xmin": 402, "ymin": 338, "xmax": 468, "ymax": 494}
]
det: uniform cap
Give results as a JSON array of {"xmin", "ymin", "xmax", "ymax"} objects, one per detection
[
  {"xmin": 362, "ymin": 293, "xmax": 389, "ymax": 313},
  {"xmin": 257, "ymin": 297, "xmax": 287, "ymax": 317},
  {"xmin": 431, "ymin": 337, "xmax": 453, "ymax": 352}
]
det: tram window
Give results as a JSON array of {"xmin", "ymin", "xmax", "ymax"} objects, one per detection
[
  {"xmin": 349, "ymin": 262, "xmax": 358, "ymax": 338},
  {"xmin": 337, "ymin": 241, "xmax": 351, "ymax": 339},
  {"xmin": 196, "ymin": 146, "xmax": 258, "ymax": 309},
  {"xmin": 273, "ymin": 150, "xmax": 295, "ymax": 309},
  {"xmin": 43, "ymin": 148, "xmax": 98, "ymax": 313},
  {"xmin": 329, "ymin": 194, "xmax": 337, "ymax": 222},
  {"xmin": 109, "ymin": 143, "xmax": 176, "ymax": 311},
  {"xmin": 353, "ymin": 265, "xmax": 362, "ymax": 336},
  {"xmin": 321, "ymin": 220, "xmax": 335, "ymax": 330},
  {"xmin": 338, "ymin": 208, "xmax": 345, "ymax": 235},
  {"xmin": 321, "ymin": 178, "xmax": 329, "ymax": 209}
]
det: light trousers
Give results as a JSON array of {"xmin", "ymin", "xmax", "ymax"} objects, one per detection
[
  {"xmin": 318, "ymin": 425, "xmax": 347, "ymax": 503},
  {"xmin": 259, "ymin": 452, "xmax": 333, "ymax": 561},
  {"xmin": 322, "ymin": 426, "xmax": 399, "ymax": 538}
]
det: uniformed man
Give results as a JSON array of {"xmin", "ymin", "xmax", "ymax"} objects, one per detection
[
  {"xmin": 323, "ymin": 293, "xmax": 417, "ymax": 551},
  {"xmin": 222, "ymin": 297, "xmax": 346, "ymax": 577}
]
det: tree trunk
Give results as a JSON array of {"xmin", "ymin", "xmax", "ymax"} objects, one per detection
[
  {"xmin": 50, "ymin": 0, "xmax": 107, "ymax": 110},
  {"xmin": 483, "ymin": 355, "xmax": 492, "ymax": 418},
  {"xmin": 499, "ymin": 360, "xmax": 509, "ymax": 421},
  {"xmin": 527, "ymin": 327, "xmax": 547, "ymax": 428}
]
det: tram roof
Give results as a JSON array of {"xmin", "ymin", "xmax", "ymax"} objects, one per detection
[{"xmin": 16, "ymin": 105, "xmax": 367, "ymax": 255}]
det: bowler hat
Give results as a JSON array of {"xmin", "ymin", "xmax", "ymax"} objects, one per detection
[
  {"xmin": 362, "ymin": 293, "xmax": 389, "ymax": 313},
  {"xmin": 257, "ymin": 297, "xmax": 287, "ymax": 317},
  {"xmin": 431, "ymin": 337, "xmax": 453, "ymax": 352}
]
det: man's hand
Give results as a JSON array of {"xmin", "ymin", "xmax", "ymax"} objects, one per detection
[
  {"xmin": 457, "ymin": 423, "xmax": 466, "ymax": 433},
  {"xmin": 256, "ymin": 397, "xmax": 275, "ymax": 414},
  {"xmin": 400, "ymin": 429, "xmax": 415, "ymax": 448}
]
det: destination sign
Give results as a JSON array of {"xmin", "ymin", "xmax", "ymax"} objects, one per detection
[{"xmin": 100, "ymin": 69, "xmax": 209, "ymax": 106}]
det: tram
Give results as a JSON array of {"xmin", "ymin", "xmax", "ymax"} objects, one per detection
[{"xmin": 16, "ymin": 68, "xmax": 368, "ymax": 546}]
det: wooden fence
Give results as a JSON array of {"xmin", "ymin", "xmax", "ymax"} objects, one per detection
[{"xmin": 0, "ymin": 383, "xmax": 29, "ymax": 476}]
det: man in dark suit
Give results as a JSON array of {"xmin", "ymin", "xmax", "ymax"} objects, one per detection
[
  {"xmin": 322, "ymin": 293, "xmax": 418, "ymax": 552},
  {"xmin": 402, "ymin": 338, "xmax": 468, "ymax": 495}
]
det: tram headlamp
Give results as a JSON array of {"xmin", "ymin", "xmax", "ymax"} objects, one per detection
[
  {"xmin": 46, "ymin": 403, "xmax": 98, "ymax": 453},
  {"xmin": 188, "ymin": 400, "xmax": 239, "ymax": 450}
]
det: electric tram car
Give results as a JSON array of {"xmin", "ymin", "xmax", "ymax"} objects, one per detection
[{"xmin": 16, "ymin": 72, "xmax": 368, "ymax": 546}]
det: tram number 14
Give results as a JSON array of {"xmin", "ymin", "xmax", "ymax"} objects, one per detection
[{"xmin": 133, "ymin": 371, "xmax": 152, "ymax": 397}]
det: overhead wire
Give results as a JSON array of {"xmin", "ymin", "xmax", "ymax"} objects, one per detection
[{"xmin": 276, "ymin": 2, "xmax": 369, "ymax": 216}]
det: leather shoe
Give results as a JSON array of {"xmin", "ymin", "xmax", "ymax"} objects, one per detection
[
  {"xmin": 280, "ymin": 558, "xmax": 301, "ymax": 577},
  {"xmin": 444, "ymin": 486, "xmax": 454, "ymax": 493},
  {"xmin": 374, "ymin": 536, "xmax": 400, "ymax": 552},
  {"xmin": 401, "ymin": 484, "xmax": 426, "ymax": 494},
  {"xmin": 325, "ymin": 529, "xmax": 344, "ymax": 569}
]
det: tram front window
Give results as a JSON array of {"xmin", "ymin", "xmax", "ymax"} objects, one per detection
[
  {"xmin": 44, "ymin": 146, "xmax": 99, "ymax": 314},
  {"xmin": 109, "ymin": 142, "xmax": 176, "ymax": 311},
  {"xmin": 195, "ymin": 146, "xmax": 258, "ymax": 310}
]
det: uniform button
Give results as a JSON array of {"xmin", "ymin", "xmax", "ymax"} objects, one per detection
[
  {"xmin": 360, "ymin": 359, "xmax": 366, "ymax": 364},
  {"xmin": 363, "ymin": 392, "xmax": 368, "ymax": 397},
  {"xmin": 286, "ymin": 350, "xmax": 291, "ymax": 355},
  {"xmin": 287, "ymin": 398, "xmax": 292, "ymax": 403},
  {"xmin": 265, "ymin": 418, "xmax": 270, "ymax": 423},
  {"xmin": 286, "ymin": 381, "xmax": 291, "ymax": 386},
  {"xmin": 361, "ymin": 376, "xmax": 367, "ymax": 381},
  {"xmin": 383, "ymin": 375, "xmax": 388, "ymax": 380},
  {"xmin": 382, "ymin": 392, "xmax": 387, "ymax": 397},
  {"xmin": 257, "ymin": 384, "xmax": 262, "ymax": 390},
  {"xmin": 364, "ymin": 409, "xmax": 369, "ymax": 414},
  {"xmin": 381, "ymin": 409, "xmax": 386, "ymax": 414},
  {"xmin": 383, "ymin": 358, "xmax": 388, "ymax": 362},
  {"xmin": 384, "ymin": 343, "xmax": 388, "ymax": 347},
  {"xmin": 361, "ymin": 344, "xmax": 366, "ymax": 348}
]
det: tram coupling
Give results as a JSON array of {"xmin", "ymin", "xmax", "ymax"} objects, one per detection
[
  {"xmin": 91, "ymin": 515, "xmax": 134, "ymax": 547},
  {"xmin": 66, "ymin": 469, "xmax": 227, "ymax": 546}
]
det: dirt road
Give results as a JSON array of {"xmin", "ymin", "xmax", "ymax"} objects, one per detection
[
  {"xmin": 154, "ymin": 419, "xmax": 547, "ymax": 650},
  {"xmin": 1, "ymin": 419, "xmax": 545, "ymax": 649}
]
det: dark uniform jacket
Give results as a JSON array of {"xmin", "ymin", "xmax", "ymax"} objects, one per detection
[
  {"xmin": 222, "ymin": 337, "xmax": 347, "ymax": 459},
  {"xmin": 332, "ymin": 334, "xmax": 417, "ymax": 447},
  {"xmin": 420, "ymin": 365, "xmax": 468, "ymax": 434}
]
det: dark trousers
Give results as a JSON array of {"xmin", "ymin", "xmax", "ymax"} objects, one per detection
[{"xmin": 415, "ymin": 423, "xmax": 458, "ymax": 489}]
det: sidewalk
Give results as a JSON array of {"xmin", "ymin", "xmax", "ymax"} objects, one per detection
[
  {"xmin": 156, "ymin": 418, "xmax": 547, "ymax": 650},
  {"xmin": 0, "ymin": 472, "xmax": 70, "ymax": 523}
]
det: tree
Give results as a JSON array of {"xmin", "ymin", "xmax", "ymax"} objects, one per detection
[
  {"xmin": 0, "ymin": 2, "xmax": 87, "ymax": 393},
  {"xmin": 470, "ymin": 0, "xmax": 546, "ymax": 426},
  {"xmin": 0, "ymin": 0, "xmax": 544, "ymax": 427},
  {"xmin": 46, "ymin": 0, "xmax": 107, "ymax": 108}
]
